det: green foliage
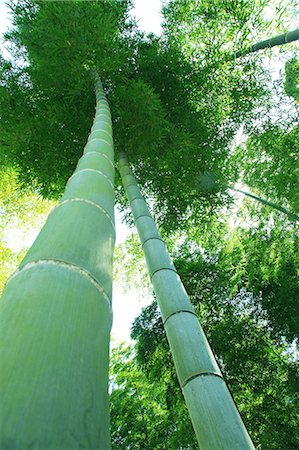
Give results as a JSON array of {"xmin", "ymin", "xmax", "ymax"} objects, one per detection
[
  {"xmin": 163, "ymin": 0, "xmax": 296, "ymax": 58},
  {"xmin": 110, "ymin": 344, "xmax": 197, "ymax": 449},
  {"xmin": 0, "ymin": 166, "xmax": 54, "ymax": 292},
  {"xmin": 222, "ymin": 208, "xmax": 299, "ymax": 341},
  {"xmin": 235, "ymin": 124, "xmax": 299, "ymax": 211},
  {"xmin": 111, "ymin": 344, "xmax": 168, "ymax": 449},
  {"xmin": 0, "ymin": 166, "xmax": 54, "ymax": 225},
  {"xmin": 112, "ymin": 78, "xmax": 169, "ymax": 159},
  {"xmin": 203, "ymin": 301, "xmax": 299, "ymax": 450},
  {"xmin": 131, "ymin": 242, "xmax": 299, "ymax": 449},
  {"xmin": 163, "ymin": 0, "xmax": 267, "ymax": 54},
  {"xmin": 0, "ymin": 242, "xmax": 25, "ymax": 295},
  {"xmin": 1, "ymin": 0, "xmax": 133, "ymax": 197},
  {"xmin": 125, "ymin": 0, "xmax": 273, "ymax": 230},
  {"xmin": 285, "ymin": 58, "xmax": 299, "ymax": 101},
  {"xmin": 113, "ymin": 232, "xmax": 150, "ymax": 294},
  {"xmin": 1, "ymin": 0, "xmax": 275, "ymax": 231},
  {"xmin": 6, "ymin": 0, "xmax": 132, "ymax": 86}
]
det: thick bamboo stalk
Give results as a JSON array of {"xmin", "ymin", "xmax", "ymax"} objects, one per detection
[
  {"xmin": 0, "ymin": 78, "xmax": 115, "ymax": 449},
  {"xmin": 118, "ymin": 152, "xmax": 255, "ymax": 450},
  {"xmin": 231, "ymin": 28, "xmax": 299, "ymax": 58},
  {"xmin": 228, "ymin": 186, "xmax": 299, "ymax": 220}
]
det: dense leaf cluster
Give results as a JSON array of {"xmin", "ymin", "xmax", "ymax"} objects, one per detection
[
  {"xmin": 1, "ymin": 0, "xmax": 275, "ymax": 231},
  {"xmin": 130, "ymin": 235, "xmax": 299, "ymax": 449},
  {"xmin": 1, "ymin": 0, "xmax": 132, "ymax": 196}
]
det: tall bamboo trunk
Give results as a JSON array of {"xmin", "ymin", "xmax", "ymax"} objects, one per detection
[
  {"xmin": 119, "ymin": 152, "xmax": 255, "ymax": 450},
  {"xmin": 228, "ymin": 186, "xmax": 299, "ymax": 221},
  {"xmin": 0, "ymin": 79, "xmax": 115, "ymax": 449},
  {"xmin": 232, "ymin": 28, "xmax": 299, "ymax": 58}
]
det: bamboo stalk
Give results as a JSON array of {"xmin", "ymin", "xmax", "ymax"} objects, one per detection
[
  {"xmin": 0, "ymin": 78, "xmax": 115, "ymax": 449},
  {"xmin": 118, "ymin": 152, "xmax": 255, "ymax": 450},
  {"xmin": 232, "ymin": 28, "xmax": 299, "ymax": 58},
  {"xmin": 228, "ymin": 186, "xmax": 299, "ymax": 221}
]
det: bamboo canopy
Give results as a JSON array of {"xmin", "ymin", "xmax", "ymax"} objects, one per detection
[
  {"xmin": 232, "ymin": 28, "xmax": 299, "ymax": 58},
  {"xmin": 0, "ymin": 79, "xmax": 115, "ymax": 449},
  {"xmin": 118, "ymin": 152, "xmax": 255, "ymax": 450}
]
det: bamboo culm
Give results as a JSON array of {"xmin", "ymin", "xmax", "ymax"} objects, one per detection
[
  {"xmin": 228, "ymin": 186, "xmax": 299, "ymax": 221},
  {"xmin": 118, "ymin": 152, "xmax": 255, "ymax": 450},
  {"xmin": 0, "ymin": 78, "xmax": 115, "ymax": 449},
  {"xmin": 231, "ymin": 28, "xmax": 299, "ymax": 58}
]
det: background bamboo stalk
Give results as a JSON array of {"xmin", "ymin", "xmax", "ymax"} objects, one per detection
[
  {"xmin": 0, "ymin": 79, "xmax": 115, "ymax": 449},
  {"xmin": 228, "ymin": 186, "xmax": 299, "ymax": 220},
  {"xmin": 118, "ymin": 152, "xmax": 255, "ymax": 450},
  {"xmin": 231, "ymin": 28, "xmax": 299, "ymax": 58}
]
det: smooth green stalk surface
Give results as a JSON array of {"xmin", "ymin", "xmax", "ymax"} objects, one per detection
[
  {"xmin": 232, "ymin": 28, "xmax": 299, "ymax": 58},
  {"xmin": 119, "ymin": 152, "xmax": 255, "ymax": 450},
  {"xmin": 0, "ymin": 79, "xmax": 115, "ymax": 449}
]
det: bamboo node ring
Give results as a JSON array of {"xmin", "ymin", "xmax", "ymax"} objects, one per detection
[
  {"xmin": 163, "ymin": 309, "xmax": 197, "ymax": 325},
  {"xmin": 182, "ymin": 371, "xmax": 223, "ymax": 388},
  {"xmin": 5, "ymin": 259, "xmax": 112, "ymax": 309}
]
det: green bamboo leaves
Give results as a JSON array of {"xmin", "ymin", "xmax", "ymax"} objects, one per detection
[
  {"xmin": 0, "ymin": 79, "xmax": 115, "ymax": 449},
  {"xmin": 119, "ymin": 152, "xmax": 255, "ymax": 450}
]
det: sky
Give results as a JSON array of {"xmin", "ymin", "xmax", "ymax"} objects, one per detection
[
  {"xmin": 131, "ymin": 0, "xmax": 163, "ymax": 35},
  {"xmin": 0, "ymin": 1, "xmax": 11, "ymax": 59},
  {"xmin": 0, "ymin": 0, "xmax": 163, "ymax": 344}
]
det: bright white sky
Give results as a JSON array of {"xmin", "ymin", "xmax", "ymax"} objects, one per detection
[
  {"xmin": 132, "ymin": 0, "xmax": 163, "ymax": 34},
  {"xmin": 0, "ymin": 0, "xmax": 163, "ymax": 343}
]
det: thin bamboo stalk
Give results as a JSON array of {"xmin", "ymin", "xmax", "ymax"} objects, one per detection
[
  {"xmin": 0, "ymin": 78, "xmax": 115, "ymax": 449},
  {"xmin": 231, "ymin": 28, "xmax": 299, "ymax": 58},
  {"xmin": 228, "ymin": 186, "xmax": 299, "ymax": 221},
  {"xmin": 118, "ymin": 152, "xmax": 255, "ymax": 450}
]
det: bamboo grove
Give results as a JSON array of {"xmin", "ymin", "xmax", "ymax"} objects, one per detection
[{"xmin": 0, "ymin": 0, "xmax": 298, "ymax": 449}]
